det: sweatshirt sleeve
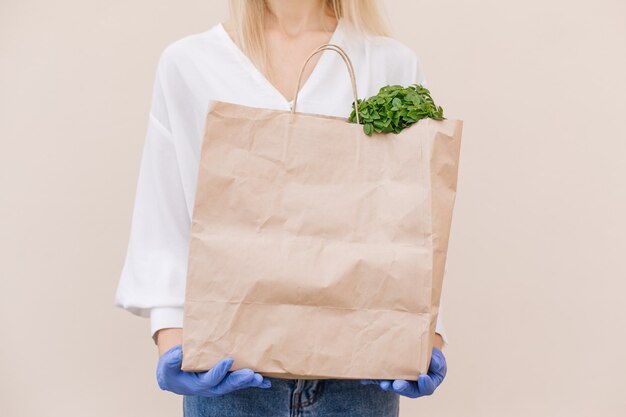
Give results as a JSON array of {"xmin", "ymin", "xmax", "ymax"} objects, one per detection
[{"xmin": 114, "ymin": 50, "xmax": 189, "ymax": 343}]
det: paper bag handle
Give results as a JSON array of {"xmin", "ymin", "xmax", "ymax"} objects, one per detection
[{"xmin": 291, "ymin": 43, "xmax": 361, "ymax": 124}]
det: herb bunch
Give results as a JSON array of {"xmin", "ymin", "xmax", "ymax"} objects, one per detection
[{"xmin": 349, "ymin": 84, "xmax": 445, "ymax": 135}]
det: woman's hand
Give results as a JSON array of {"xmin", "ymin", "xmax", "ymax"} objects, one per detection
[
  {"xmin": 156, "ymin": 328, "xmax": 183, "ymax": 357},
  {"xmin": 360, "ymin": 346, "xmax": 447, "ymax": 399},
  {"xmin": 156, "ymin": 345, "xmax": 272, "ymax": 396}
]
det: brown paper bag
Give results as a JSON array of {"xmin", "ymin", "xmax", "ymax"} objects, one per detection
[{"xmin": 181, "ymin": 44, "xmax": 462, "ymax": 380}]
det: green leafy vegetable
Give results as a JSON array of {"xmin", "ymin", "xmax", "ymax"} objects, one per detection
[{"xmin": 348, "ymin": 84, "xmax": 445, "ymax": 135}]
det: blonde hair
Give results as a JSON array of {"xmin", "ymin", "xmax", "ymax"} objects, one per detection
[{"xmin": 227, "ymin": 0, "xmax": 389, "ymax": 83}]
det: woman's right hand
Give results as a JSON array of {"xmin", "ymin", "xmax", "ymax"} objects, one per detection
[{"xmin": 156, "ymin": 344, "xmax": 272, "ymax": 396}]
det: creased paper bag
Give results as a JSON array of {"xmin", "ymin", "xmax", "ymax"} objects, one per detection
[{"xmin": 181, "ymin": 45, "xmax": 462, "ymax": 380}]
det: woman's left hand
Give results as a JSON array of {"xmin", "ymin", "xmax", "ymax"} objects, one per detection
[{"xmin": 360, "ymin": 347, "xmax": 447, "ymax": 398}]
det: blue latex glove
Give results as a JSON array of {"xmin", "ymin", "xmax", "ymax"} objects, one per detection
[
  {"xmin": 360, "ymin": 347, "xmax": 447, "ymax": 398},
  {"xmin": 156, "ymin": 345, "xmax": 272, "ymax": 396}
]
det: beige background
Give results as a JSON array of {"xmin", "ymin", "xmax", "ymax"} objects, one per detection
[{"xmin": 1, "ymin": 0, "xmax": 625, "ymax": 416}]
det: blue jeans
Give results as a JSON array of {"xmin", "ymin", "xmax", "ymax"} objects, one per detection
[{"xmin": 183, "ymin": 377, "xmax": 399, "ymax": 417}]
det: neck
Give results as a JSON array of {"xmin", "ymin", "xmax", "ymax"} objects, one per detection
[{"xmin": 264, "ymin": 0, "xmax": 332, "ymax": 34}]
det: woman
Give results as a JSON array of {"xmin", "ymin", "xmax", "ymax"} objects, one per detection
[{"xmin": 115, "ymin": 0, "xmax": 448, "ymax": 415}]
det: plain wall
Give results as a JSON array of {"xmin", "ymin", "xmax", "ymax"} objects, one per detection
[{"xmin": 1, "ymin": 1, "xmax": 625, "ymax": 416}]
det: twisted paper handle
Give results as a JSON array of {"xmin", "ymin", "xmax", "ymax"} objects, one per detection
[{"xmin": 291, "ymin": 43, "xmax": 360, "ymax": 124}]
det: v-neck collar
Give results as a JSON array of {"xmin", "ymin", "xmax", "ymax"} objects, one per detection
[{"xmin": 216, "ymin": 18, "xmax": 344, "ymax": 110}]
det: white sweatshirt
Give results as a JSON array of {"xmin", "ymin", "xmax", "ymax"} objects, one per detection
[{"xmin": 114, "ymin": 17, "xmax": 449, "ymax": 346}]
